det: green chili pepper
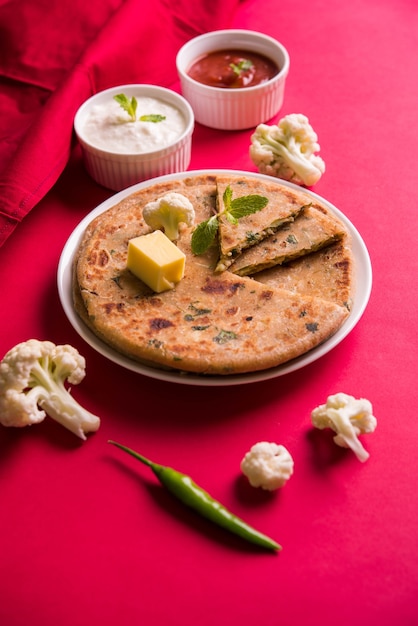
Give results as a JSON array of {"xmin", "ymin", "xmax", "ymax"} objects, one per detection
[{"xmin": 108, "ymin": 440, "xmax": 281, "ymax": 552}]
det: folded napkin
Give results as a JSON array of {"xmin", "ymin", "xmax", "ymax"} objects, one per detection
[{"xmin": 0, "ymin": 0, "xmax": 242, "ymax": 247}]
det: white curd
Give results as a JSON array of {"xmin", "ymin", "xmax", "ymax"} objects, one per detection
[{"xmin": 82, "ymin": 96, "xmax": 186, "ymax": 154}]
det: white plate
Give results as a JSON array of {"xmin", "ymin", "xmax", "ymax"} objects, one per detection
[{"xmin": 57, "ymin": 170, "xmax": 372, "ymax": 386}]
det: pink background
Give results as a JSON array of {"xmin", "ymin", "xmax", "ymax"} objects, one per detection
[{"xmin": 1, "ymin": 1, "xmax": 417, "ymax": 625}]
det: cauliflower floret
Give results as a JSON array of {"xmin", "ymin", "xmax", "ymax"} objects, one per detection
[
  {"xmin": 249, "ymin": 113, "xmax": 325, "ymax": 186},
  {"xmin": 241, "ymin": 442, "xmax": 294, "ymax": 491},
  {"xmin": 311, "ymin": 392, "xmax": 377, "ymax": 462},
  {"xmin": 142, "ymin": 192, "xmax": 195, "ymax": 241},
  {"xmin": 0, "ymin": 339, "xmax": 100, "ymax": 440}
]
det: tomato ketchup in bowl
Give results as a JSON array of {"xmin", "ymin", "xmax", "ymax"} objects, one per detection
[
  {"xmin": 187, "ymin": 49, "xmax": 280, "ymax": 89},
  {"xmin": 176, "ymin": 30, "xmax": 289, "ymax": 131}
]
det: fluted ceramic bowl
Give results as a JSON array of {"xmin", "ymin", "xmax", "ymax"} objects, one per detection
[
  {"xmin": 176, "ymin": 29, "xmax": 290, "ymax": 131},
  {"xmin": 74, "ymin": 84, "xmax": 194, "ymax": 191}
]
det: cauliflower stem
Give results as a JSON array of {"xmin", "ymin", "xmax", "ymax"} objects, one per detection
[
  {"xmin": 311, "ymin": 393, "xmax": 377, "ymax": 462},
  {"xmin": 0, "ymin": 340, "xmax": 100, "ymax": 440},
  {"xmin": 28, "ymin": 354, "xmax": 100, "ymax": 439},
  {"xmin": 250, "ymin": 113, "xmax": 326, "ymax": 186}
]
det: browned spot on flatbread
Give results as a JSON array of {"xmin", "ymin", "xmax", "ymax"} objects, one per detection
[
  {"xmin": 150, "ymin": 318, "xmax": 174, "ymax": 330},
  {"xmin": 201, "ymin": 277, "xmax": 243, "ymax": 296}
]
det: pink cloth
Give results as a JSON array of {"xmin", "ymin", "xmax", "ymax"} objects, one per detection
[
  {"xmin": 0, "ymin": 0, "xmax": 241, "ymax": 246},
  {"xmin": 1, "ymin": 1, "xmax": 418, "ymax": 625}
]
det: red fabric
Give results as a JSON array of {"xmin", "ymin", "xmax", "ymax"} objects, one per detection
[
  {"xmin": 0, "ymin": 0, "xmax": 241, "ymax": 246},
  {"xmin": 1, "ymin": 1, "xmax": 418, "ymax": 625}
]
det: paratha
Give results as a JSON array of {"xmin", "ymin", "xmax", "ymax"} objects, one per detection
[
  {"xmin": 255, "ymin": 239, "xmax": 354, "ymax": 310},
  {"xmin": 73, "ymin": 173, "xmax": 353, "ymax": 376},
  {"xmin": 215, "ymin": 176, "xmax": 310, "ymax": 272},
  {"xmin": 228, "ymin": 202, "xmax": 347, "ymax": 277}
]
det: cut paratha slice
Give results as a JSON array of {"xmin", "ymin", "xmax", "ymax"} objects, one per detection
[
  {"xmin": 255, "ymin": 238, "xmax": 354, "ymax": 310},
  {"xmin": 215, "ymin": 175, "xmax": 310, "ymax": 272},
  {"xmin": 228, "ymin": 202, "xmax": 347, "ymax": 276}
]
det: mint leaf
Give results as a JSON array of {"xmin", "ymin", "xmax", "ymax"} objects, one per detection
[
  {"xmin": 223, "ymin": 185, "xmax": 233, "ymax": 212},
  {"xmin": 139, "ymin": 114, "xmax": 166, "ymax": 123},
  {"xmin": 191, "ymin": 215, "xmax": 219, "ymax": 255},
  {"xmin": 230, "ymin": 59, "xmax": 254, "ymax": 76},
  {"xmin": 225, "ymin": 212, "xmax": 238, "ymax": 225},
  {"xmin": 228, "ymin": 194, "xmax": 268, "ymax": 219},
  {"xmin": 114, "ymin": 94, "xmax": 137, "ymax": 121}
]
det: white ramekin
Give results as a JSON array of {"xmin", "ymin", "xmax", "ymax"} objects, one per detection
[
  {"xmin": 176, "ymin": 30, "xmax": 290, "ymax": 131},
  {"xmin": 74, "ymin": 84, "xmax": 195, "ymax": 191}
]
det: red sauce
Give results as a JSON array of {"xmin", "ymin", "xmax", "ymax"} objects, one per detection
[{"xmin": 187, "ymin": 49, "xmax": 279, "ymax": 89}]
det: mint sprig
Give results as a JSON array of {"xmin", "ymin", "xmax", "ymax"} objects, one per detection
[
  {"xmin": 139, "ymin": 114, "xmax": 166, "ymax": 123},
  {"xmin": 113, "ymin": 94, "xmax": 166, "ymax": 123},
  {"xmin": 191, "ymin": 185, "xmax": 268, "ymax": 255}
]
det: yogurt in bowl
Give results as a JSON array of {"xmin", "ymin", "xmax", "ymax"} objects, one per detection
[
  {"xmin": 82, "ymin": 96, "xmax": 187, "ymax": 153},
  {"xmin": 74, "ymin": 85, "xmax": 194, "ymax": 191}
]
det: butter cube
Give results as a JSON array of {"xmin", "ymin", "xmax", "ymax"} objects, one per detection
[{"xmin": 127, "ymin": 230, "xmax": 186, "ymax": 293}]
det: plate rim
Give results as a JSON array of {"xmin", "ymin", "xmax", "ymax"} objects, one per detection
[{"xmin": 57, "ymin": 169, "xmax": 372, "ymax": 386}]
